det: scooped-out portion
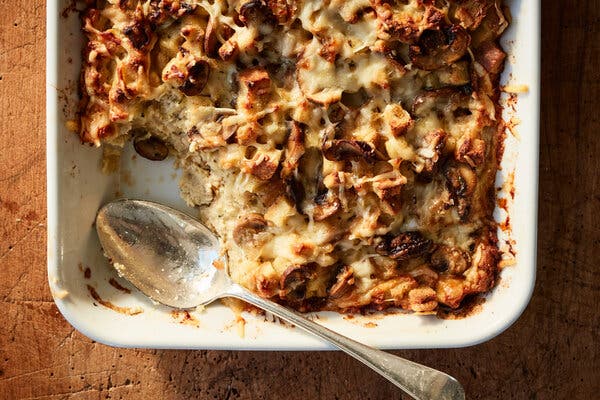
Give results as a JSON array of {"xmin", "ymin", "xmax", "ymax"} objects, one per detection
[{"xmin": 78, "ymin": 0, "xmax": 508, "ymax": 314}]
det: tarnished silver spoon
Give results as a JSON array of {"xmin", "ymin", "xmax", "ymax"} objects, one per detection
[{"xmin": 96, "ymin": 199, "xmax": 465, "ymax": 400}]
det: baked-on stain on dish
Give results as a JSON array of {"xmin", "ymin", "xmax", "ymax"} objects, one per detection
[
  {"xmin": 108, "ymin": 278, "xmax": 131, "ymax": 294},
  {"xmin": 87, "ymin": 285, "xmax": 143, "ymax": 316},
  {"xmin": 436, "ymin": 295, "xmax": 486, "ymax": 320},
  {"xmin": 171, "ymin": 310, "xmax": 200, "ymax": 327}
]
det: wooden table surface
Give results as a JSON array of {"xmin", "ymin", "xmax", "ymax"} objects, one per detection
[{"xmin": 1, "ymin": 2, "xmax": 598, "ymax": 399}]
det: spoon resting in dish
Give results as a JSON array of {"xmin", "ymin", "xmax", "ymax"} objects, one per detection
[{"xmin": 96, "ymin": 199, "xmax": 465, "ymax": 400}]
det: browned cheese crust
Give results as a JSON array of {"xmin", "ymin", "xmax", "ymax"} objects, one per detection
[{"xmin": 79, "ymin": 0, "xmax": 509, "ymax": 313}]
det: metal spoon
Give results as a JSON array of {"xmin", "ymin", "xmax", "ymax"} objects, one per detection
[{"xmin": 95, "ymin": 199, "xmax": 465, "ymax": 400}]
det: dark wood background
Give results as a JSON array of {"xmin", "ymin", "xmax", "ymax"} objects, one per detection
[{"xmin": 0, "ymin": 1, "xmax": 597, "ymax": 399}]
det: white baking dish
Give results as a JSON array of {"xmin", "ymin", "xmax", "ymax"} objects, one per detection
[{"xmin": 47, "ymin": 0, "xmax": 539, "ymax": 350}]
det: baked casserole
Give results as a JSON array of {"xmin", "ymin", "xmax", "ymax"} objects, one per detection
[{"xmin": 78, "ymin": 0, "xmax": 509, "ymax": 314}]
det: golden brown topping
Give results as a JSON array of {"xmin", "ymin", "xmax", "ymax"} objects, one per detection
[
  {"xmin": 383, "ymin": 104, "xmax": 413, "ymax": 137},
  {"xmin": 431, "ymin": 246, "xmax": 470, "ymax": 274},
  {"xmin": 266, "ymin": 0, "xmax": 295, "ymax": 24},
  {"xmin": 370, "ymin": 0, "xmax": 444, "ymax": 43},
  {"xmin": 79, "ymin": 0, "xmax": 508, "ymax": 314},
  {"xmin": 243, "ymin": 155, "xmax": 279, "ymax": 180},
  {"xmin": 408, "ymin": 287, "xmax": 438, "ymax": 312},
  {"xmin": 436, "ymin": 276, "xmax": 465, "ymax": 308},
  {"xmin": 239, "ymin": 68, "xmax": 272, "ymax": 100}
]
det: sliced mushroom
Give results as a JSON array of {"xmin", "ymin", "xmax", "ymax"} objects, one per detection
[
  {"xmin": 470, "ymin": 2, "xmax": 508, "ymax": 46},
  {"xmin": 409, "ymin": 26, "xmax": 471, "ymax": 71},
  {"xmin": 281, "ymin": 122, "xmax": 305, "ymax": 179},
  {"xmin": 233, "ymin": 213, "xmax": 268, "ymax": 246},
  {"xmin": 444, "ymin": 163, "xmax": 477, "ymax": 220},
  {"xmin": 411, "ymin": 86, "xmax": 471, "ymax": 118},
  {"xmin": 340, "ymin": 88, "xmax": 371, "ymax": 109},
  {"xmin": 287, "ymin": 147, "xmax": 324, "ymax": 214},
  {"xmin": 376, "ymin": 231, "xmax": 433, "ymax": 260},
  {"xmin": 375, "ymin": 39, "xmax": 409, "ymax": 70},
  {"xmin": 133, "ymin": 135, "xmax": 169, "ymax": 161},
  {"xmin": 424, "ymin": 60, "xmax": 471, "ymax": 89},
  {"xmin": 327, "ymin": 103, "xmax": 346, "ymax": 124},
  {"xmin": 328, "ymin": 266, "xmax": 355, "ymax": 299},
  {"xmin": 312, "ymin": 191, "xmax": 341, "ymax": 221},
  {"xmin": 180, "ymin": 60, "xmax": 210, "ymax": 96},
  {"xmin": 323, "ymin": 140, "xmax": 383, "ymax": 163},
  {"xmin": 239, "ymin": 0, "xmax": 275, "ymax": 26},
  {"xmin": 279, "ymin": 264, "xmax": 316, "ymax": 301}
]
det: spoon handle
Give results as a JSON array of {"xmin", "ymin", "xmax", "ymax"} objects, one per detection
[{"xmin": 226, "ymin": 284, "xmax": 464, "ymax": 400}]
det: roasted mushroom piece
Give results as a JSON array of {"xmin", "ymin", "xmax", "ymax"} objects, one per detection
[
  {"xmin": 133, "ymin": 135, "xmax": 169, "ymax": 161},
  {"xmin": 280, "ymin": 264, "xmax": 316, "ymax": 301},
  {"xmin": 411, "ymin": 86, "xmax": 471, "ymax": 118},
  {"xmin": 444, "ymin": 163, "xmax": 477, "ymax": 220},
  {"xmin": 180, "ymin": 60, "xmax": 210, "ymax": 96},
  {"xmin": 312, "ymin": 191, "xmax": 341, "ymax": 221},
  {"xmin": 232, "ymin": 213, "xmax": 269, "ymax": 246},
  {"xmin": 328, "ymin": 266, "xmax": 355, "ymax": 299},
  {"xmin": 409, "ymin": 26, "xmax": 471, "ymax": 71},
  {"xmin": 376, "ymin": 231, "xmax": 433, "ymax": 260},
  {"xmin": 327, "ymin": 103, "xmax": 346, "ymax": 124},
  {"xmin": 239, "ymin": 0, "xmax": 275, "ymax": 26},
  {"xmin": 323, "ymin": 140, "xmax": 383, "ymax": 163}
]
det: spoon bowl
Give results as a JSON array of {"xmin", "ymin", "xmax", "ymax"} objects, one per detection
[
  {"xmin": 96, "ymin": 199, "xmax": 465, "ymax": 400},
  {"xmin": 96, "ymin": 200, "xmax": 227, "ymax": 308}
]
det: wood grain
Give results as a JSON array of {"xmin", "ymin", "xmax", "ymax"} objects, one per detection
[{"xmin": 0, "ymin": 1, "xmax": 598, "ymax": 399}]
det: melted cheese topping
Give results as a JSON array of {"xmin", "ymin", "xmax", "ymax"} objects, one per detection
[{"xmin": 79, "ymin": 0, "xmax": 508, "ymax": 313}]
